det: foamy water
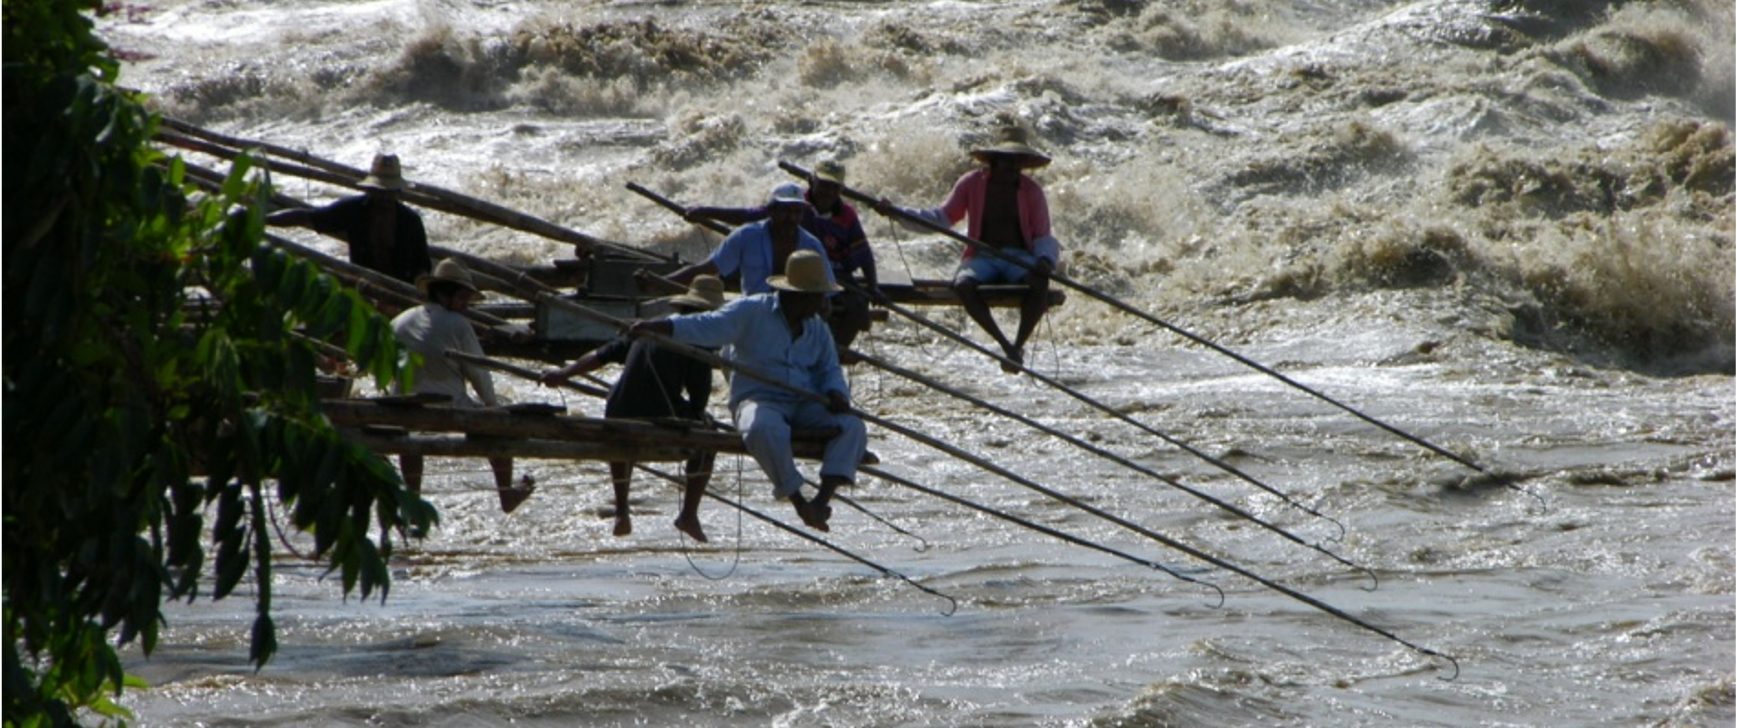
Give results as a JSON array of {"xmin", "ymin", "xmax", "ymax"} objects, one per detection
[{"xmin": 100, "ymin": 1, "xmax": 1733, "ymax": 725}]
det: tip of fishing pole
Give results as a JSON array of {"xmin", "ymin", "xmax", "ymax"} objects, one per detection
[
  {"xmin": 1323, "ymin": 513, "xmax": 1348, "ymax": 543},
  {"xmin": 937, "ymin": 594, "xmax": 959, "ymax": 617},
  {"xmin": 1430, "ymin": 651, "xmax": 1462, "ymax": 681},
  {"xmin": 1359, "ymin": 565, "xmax": 1380, "ymax": 592},
  {"xmin": 1522, "ymin": 486, "xmax": 1549, "ymax": 515},
  {"xmin": 1203, "ymin": 582, "xmax": 1226, "ymax": 609}
]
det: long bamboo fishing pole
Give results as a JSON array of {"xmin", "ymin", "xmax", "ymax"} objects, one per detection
[
  {"xmin": 632, "ymin": 314, "xmax": 1457, "ymax": 678},
  {"xmin": 448, "ymin": 254, "xmax": 1456, "ymax": 676},
  {"xmin": 777, "ymin": 160, "xmax": 1534, "ymax": 511},
  {"xmin": 261, "ymin": 231, "xmax": 524, "ymax": 336},
  {"xmin": 870, "ymin": 289, "xmax": 1348, "ymax": 540},
  {"xmin": 859, "ymin": 465, "xmax": 1223, "ymax": 604},
  {"xmin": 445, "ymin": 350, "xmax": 610, "ymax": 399},
  {"xmin": 156, "ymin": 119, "xmax": 671, "ymax": 263},
  {"xmin": 448, "ymin": 255, "xmax": 1452, "ymax": 677},
  {"xmin": 625, "ymin": 180, "xmax": 1350, "ymax": 540},
  {"xmin": 459, "ymin": 344, "xmax": 1221, "ymax": 608},
  {"xmin": 621, "ymin": 181, "xmax": 1366, "ymax": 583},
  {"xmin": 632, "ymin": 462, "xmax": 958, "ymax": 615},
  {"xmin": 853, "ymin": 348, "xmax": 1377, "ymax": 589}
]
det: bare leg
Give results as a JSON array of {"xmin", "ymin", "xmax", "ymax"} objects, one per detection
[
  {"xmin": 609, "ymin": 461, "xmax": 633, "ymax": 536},
  {"xmin": 956, "ymin": 278, "xmax": 1019, "ymax": 372},
  {"xmin": 674, "ymin": 451, "xmax": 713, "ymax": 542},
  {"xmin": 1011, "ymin": 268, "xmax": 1052, "ymax": 363},
  {"xmin": 493, "ymin": 457, "xmax": 532, "ymax": 513},
  {"xmin": 812, "ymin": 474, "xmax": 850, "ymax": 527},
  {"xmin": 400, "ymin": 454, "xmax": 423, "ymax": 495}
]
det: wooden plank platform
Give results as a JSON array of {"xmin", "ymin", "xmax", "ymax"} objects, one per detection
[{"xmin": 325, "ymin": 399, "xmax": 873, "ymax": 465}]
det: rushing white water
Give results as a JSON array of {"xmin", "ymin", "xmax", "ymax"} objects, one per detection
[{"xmin": 100, "ymin": 1, "xmax": 1732, "ymax": 725}]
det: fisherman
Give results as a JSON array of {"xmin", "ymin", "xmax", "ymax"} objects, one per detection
[
  {"xmin": 651, "ymin": 181, "xmax": 835, "ymax": 298},
  {"xmin": 875, "ymin": 126, "xmax": 1059, "ymax": 373},
  {"xmin": 682, "ymin": 160, "xmax": 884, "ymax": 354},
  {"xmin": 537, "ymin": 276, "xmax": 727, "ymax": 542},
  {"xmin": 629, "ymin": 250, "xmax": 864, "ymax": 532},
  {"xmin": 267, "ymin": 153, "xmax": 431, "ymax": 287},
  {"xmin": 391, "ymin": 259, "xmax": 534, "ymax": 513}
]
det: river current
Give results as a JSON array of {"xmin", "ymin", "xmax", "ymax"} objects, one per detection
[{"xmin": 99, "ymin": 1, "xmax": 1733, "ymax": 725}]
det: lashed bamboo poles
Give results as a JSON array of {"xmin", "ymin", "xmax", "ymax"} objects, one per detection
[{"xmin": 156, "ymin": 117, "xmax": 671, "ymax": 263}]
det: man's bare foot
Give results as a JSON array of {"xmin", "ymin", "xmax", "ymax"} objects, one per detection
[
  {"xmin": 673, "ymin": 514, "xmax": 708, "ymax": 542},
  {"xmin": 498, "ymin": 475, "xmax": 536, "ymax": 513},
  {"xmin": 613, "ymin": 515, "xmax": 632, "ymax": 537},
  {"xmin": 791, "ymin": 498, "xmax": 830, "ymax": 532},
  {"xmin": 1000, "ymin": 346, "xmax": 1024, "ymax": 374}
]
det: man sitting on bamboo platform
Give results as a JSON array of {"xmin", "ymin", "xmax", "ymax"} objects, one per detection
[
  {"xmin": 392, "ymin": 260, "xmax": 534, "ymax": 513},
  {"xmin": 874, "ymin": 127, "xmax": 1060, "ymax": 374},
  {"xmin": 629, "ymin": 251, "xmax": 865, "ymax": 532},
  {"xmin": 267, "ymin": 153, "xmax": 431, "ymax": 288},
  {"xmin": 683, "ymin": 160, "xmax": 884, "ymax": 354},
  {"xmin": 537, "ymin": 276, "xmax": 726, "ymax": 542}
]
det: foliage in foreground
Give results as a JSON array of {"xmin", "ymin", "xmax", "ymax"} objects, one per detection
[{"xmin": 3, "ymin": 1, "xmax": 436, "ymax": 725}]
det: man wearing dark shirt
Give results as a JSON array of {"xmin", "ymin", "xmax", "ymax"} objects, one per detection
[
  {"xmin": 267, "ymin": 153, "xmax": 431, "ymax": 286},
  {"xmin": 539, "ymin": 276, "xmax": 726, "ymax": 541}
]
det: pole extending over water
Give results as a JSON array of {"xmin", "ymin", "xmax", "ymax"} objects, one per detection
[
  {"xmin": 461, "ymin": 268, "xmax": 1456, "ymax": 677},
  {"xmin": 633, "ymin": 463, "xmax": 959, "ymax": 616},
  {"xmin": 624, "ymin": 180, "xmax": 1349, "ymax": 538},
  {"xmin": 777, "ymin": 160, "xmax": 1536, "ymax": 511},
  {"xmin": 859, "ymin": 465, "xmax": 1224, "ymax": 605},
  {"xmin": 605, "ymin": 183, "xmax": 1456, "ymax": 676},
  {"xmin": 854, "ymin": 348, "xmax": 1377, "ymax": 589},
  {"xmin": 625, "ymin": 180, "xmax": 1354, "ymax": 549}
]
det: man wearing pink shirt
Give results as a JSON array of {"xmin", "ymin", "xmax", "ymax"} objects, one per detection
[{"xmin": 878, "ymin": 126, "xmax": 1059, "ymax": 373}]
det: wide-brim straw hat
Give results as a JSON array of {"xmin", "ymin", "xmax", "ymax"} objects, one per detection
[
  {"xmin": 970, "ymin": 127, "xmax": 1051, "ymax": 169},
  {"xmin": 416, "ymin": 259, "xmax": 479, "ymax": 294},
  {"xmin": 359, "ymin": 153, "xmax": 408, "ymax": 191},
  {"xmin": 811, "ymin": 159, "xmax": 847, "ymax": 185},
  {"xmin": 663, "ymin": 274, "xmax": 726, "ymax": 311},
  {"xmin": 767, "ymin": 250, "xmax": 842, "ymax": 294}
]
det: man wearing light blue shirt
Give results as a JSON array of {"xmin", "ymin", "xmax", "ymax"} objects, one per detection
[
  {"xmin": 630, "ymin": 250, "xmax": 864, "ymax": 531},
  {"xmin": 662, "ymin": 182, "xmax": 835, "ymax": 295}
]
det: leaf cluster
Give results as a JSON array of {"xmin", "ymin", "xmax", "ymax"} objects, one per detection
[{"xmin": 4, "ymin": 2, "xmax": 436, "ymax": 725}]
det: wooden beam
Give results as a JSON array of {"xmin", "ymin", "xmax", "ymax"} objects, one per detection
[
  {"xmin": 344, "ymin": 430, "xmax": 694, "ymax": 461},
  {"xmin": 323, "ymin": 400, "xmax": 857, "ymax": 463}
]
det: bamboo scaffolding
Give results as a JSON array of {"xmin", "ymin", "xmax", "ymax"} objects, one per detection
[{"xmin": 157, "ymin": 117, "xmax": 671, "ymax": 263}]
